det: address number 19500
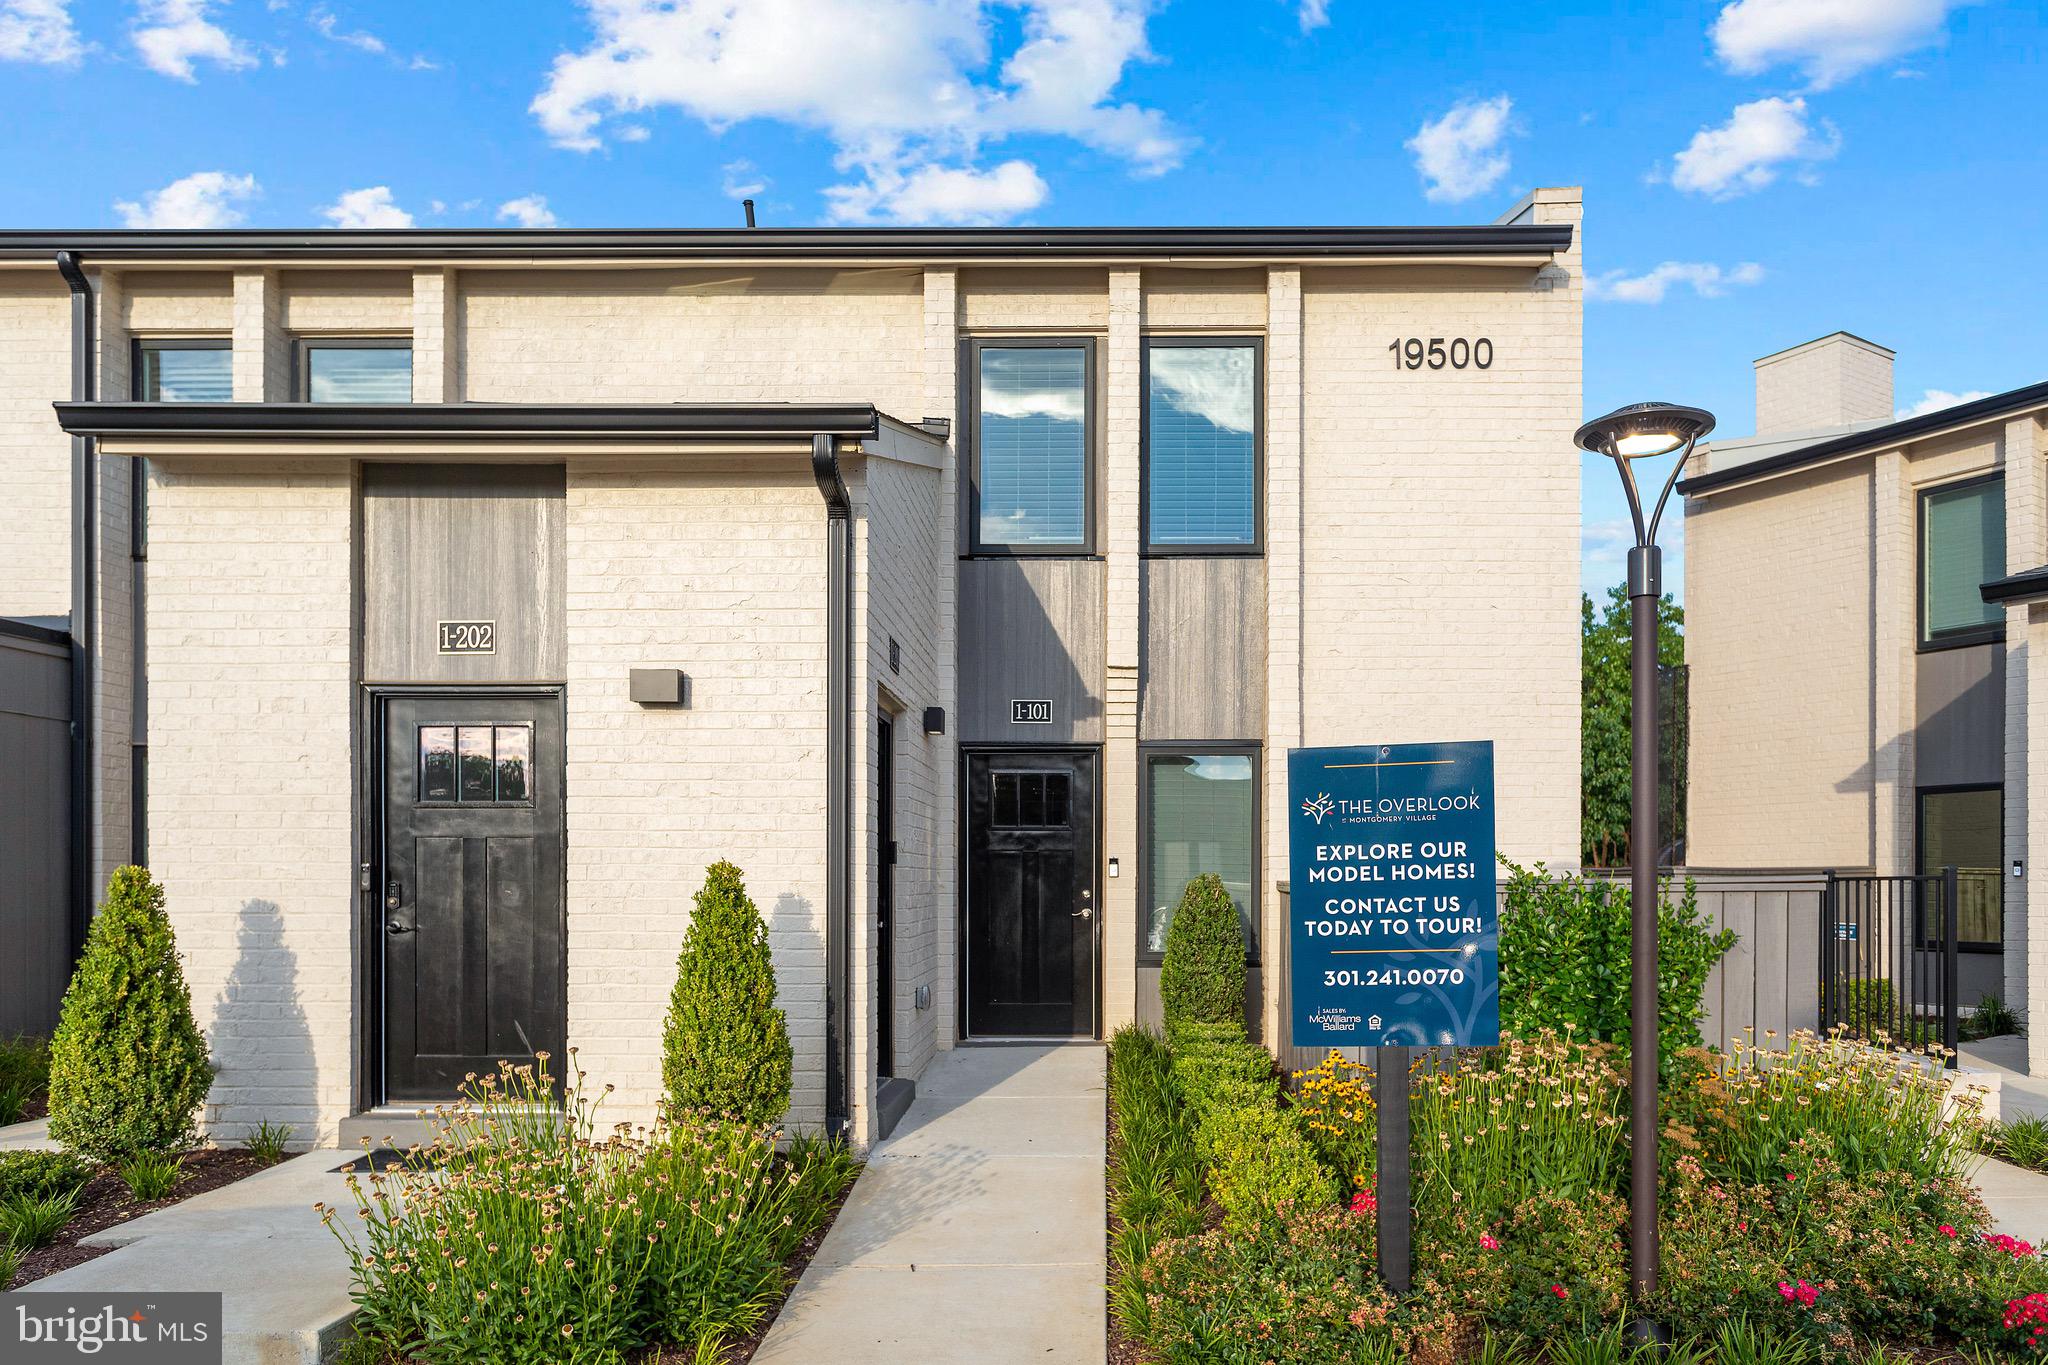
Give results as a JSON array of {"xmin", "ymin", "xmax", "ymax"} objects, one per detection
[{"xmin": 1389, "ymin": 337, "xmax": 1493, "ymax": 371}]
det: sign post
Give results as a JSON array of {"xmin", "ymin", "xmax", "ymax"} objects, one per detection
[{"xmin": 1287, "ymin": 740, "xmax": 1499, "ymax": 1293}]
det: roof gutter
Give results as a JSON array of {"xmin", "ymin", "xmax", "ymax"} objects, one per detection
[
  {"xmin": 55, "ymin": 251, "xmax": 94, "ymax": 957},
  {"xmin": 811, "ymin": 433, "xmax": 853, "ymax": 1138},
  {"xmin": 53, "ymin": 401, "xmax": 886, "ymax": 441}
]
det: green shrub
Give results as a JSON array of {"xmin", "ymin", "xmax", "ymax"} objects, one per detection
[
  {"xmin": 244, "ymin": 1120, "xmax": 294, "ymax": 1166},
  {"xmin": 1165, "ymin": 1017, "xmax": 1247, "ymax": 1052},
  {"xmin": 1158, "ymin": 872, "xmax": 1247, "ymax": 1030},
  {"xmin": 1995, "ymin": 1114, "xmax": 2048, "ymax": 1173},
  {"xmin": 1412, "ymin": 1188, "xmax": 1630, "ymax": 1343},
  {"xmin": 1106, "ymin": 1025, "xmax": 1203, "ymax": 1343},
  {"xmin": 1170, "ymin": 1040, "xmax": 1273, "ymax": 1118},
  {"xmin": 0, "ymin": 1238, "xmax": 18, "ymax": 1292},
  {"xmin": 1199, "ymin": 1102, "xmax": 1335, "ymax": 1230},
  {"xmin": 0, "ymin": 1188, "xmax": 77, "ymax": 1248},
  {"xmin": 1965, "ymin": 991, "xmax": 2024, "ymax": 1041},
  {"xmin": 0, "ymin": 1035, "xmax": 51, "ymax": 1125},
  {"xmin": 0, "ymin": 1150, "xmax": 93, "ymax": 1205},
  {"xmin": 119, "ymin": 1152, "xmax": 182, "ymax": 1201},
  {"xmin": 1497, "ymin": 859, "xmax": 1734, "ymax": 1068},
  {"xmin": 47, "ymin": 868, "xmax": 214, "ymax": 1163},
  {"xmin": 660, "ymin": 861, "xmax": 794, "ymax": 1128}
]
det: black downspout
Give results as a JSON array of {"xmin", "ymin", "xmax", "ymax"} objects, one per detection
[
  {"xmin": 56, "ymin": 251, "xmax": 95, "ymax": 958},
  {"xmin": 811, "ymin": 432, "xmax": 852, "ymax": 1136}
]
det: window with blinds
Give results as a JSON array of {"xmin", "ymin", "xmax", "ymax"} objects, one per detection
[
  {"xmin": 1918, "ymin": 786, "xmax": 2002, "ymax": 949},
  {"xmin": 1145, "ymin": 341, "xmax": 1259, "ymax": 549},
  {"xmin": 136, "ymin": 341, "xmax": 231, "ymax": 402},
  {"xmin": 1921, "ymin": 476, "xmax": 2004, "ymax": 646},
  {"xmin": 300, "ymin": 340, "xmax": 414, "ymax": 403},
  {"xmin": 1143, "ymin": 749, "xmax": 1257, "ymax": 959},
  {"xmin": 974, "ymin": 343, "xmax": 1091, "ymax": 551}
]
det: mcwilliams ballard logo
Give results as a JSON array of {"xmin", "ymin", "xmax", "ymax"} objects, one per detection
[
  {"xmin": 1301, "ymin": 792, "xmax": 1335, "ymax": 824},
  {"xmin": 9, "ymin": 1294, "xmax": 221, "ymax": 1363}
]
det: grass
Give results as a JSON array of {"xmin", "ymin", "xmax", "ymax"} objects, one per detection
[
  {"xmin": 1991, "ymin": 1114, "xmax": 2048, "ymax": 1173},
  {"xmin": 1104, "ymin": 1023, "xmax": 1204, "ymax": 1344},
  {"xmin": 245, "ymin": 1120, "xmax": 295, "ymax": 1166},
  {"xmin": 0, "ymin": 1188, "xmax": 77, "ymax": 1249},
  {"xmin": 120, "ymin": 1152, "xmax": 183, "ymax": 1201}
]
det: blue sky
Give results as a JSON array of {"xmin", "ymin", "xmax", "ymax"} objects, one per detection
[{"xmin": 3, "ymin": 0, "xmax": 2043, "ymax": 603}]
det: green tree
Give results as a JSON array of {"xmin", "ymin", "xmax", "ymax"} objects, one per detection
[
  {"xmin": 1159, "ymin": 873, "xmax": 1248, "ymax": 1029},
  {"xmin": 661, "ymin": 861, "xmax": 793, "ymax": 1128},
  {"xmin": 47, "ymin": 867, "xmax": 214, "ymax": 1163},
  {"xmin": 1582, "ymin": 584, "xmax": 1685, "ymax": 869}
]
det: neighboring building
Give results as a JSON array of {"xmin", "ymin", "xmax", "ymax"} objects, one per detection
[
  {"xmin": 0, "ymin": 192, "xmax": 1584, "ymax": 1147},
  {"xmin": 1683, "ymin": 332, "xmax": 2048, "ymax": 1060}
]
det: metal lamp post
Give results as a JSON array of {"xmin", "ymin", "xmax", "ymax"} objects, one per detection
[{"xmin": 1573, "ymin": 401, "xmax": 1715, "ymax": 1329}]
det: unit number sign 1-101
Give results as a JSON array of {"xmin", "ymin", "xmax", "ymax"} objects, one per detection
[{"xmin": 1389, "ymin": 337, "xmax": 1493, "ymax": 371}]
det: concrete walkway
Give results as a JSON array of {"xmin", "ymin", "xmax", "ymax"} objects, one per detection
[
  {"xmin": 8, "ymin": 1148, "xmax": 360, "ymax": 1365},
  {"xmin": 0, "ymin": 1117, "xmax": 59, "ymax": 1152},
  {"xmin": 754, "ymin": 1043, "xmax": 1107, "ymax": 1365}
]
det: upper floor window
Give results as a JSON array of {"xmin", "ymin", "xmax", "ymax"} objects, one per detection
[
  {"xmin": 1145, "ymin": 339, "xmax": 1261, "ymax": 552},
  {"xmin": 298, "ymin": 338, "xmax": 412, "ymax": 403},
  {"xmin": 1921, "ymin": 474, "xmax": 2004, "ymax": 648},
  {"xmin": 971, "ymin": 339, "xmax": 1094, "ymax": 553},
  {"xmin": 134, "ymin": 339, "xmax": 230, "ymax": 402}
]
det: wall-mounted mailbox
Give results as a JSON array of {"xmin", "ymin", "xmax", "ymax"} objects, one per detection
[{"xmin": 629, "ymin": 668, "xmax": 688, "ymax": 706}]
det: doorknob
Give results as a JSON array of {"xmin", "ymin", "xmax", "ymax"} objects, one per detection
[
  {"xmin": 385, "ymin": 920, "xmax": 414, "ymax": 935},
  {"xmin": 1072, "ymin": 905, "xmax": 1093, "ymax": 920}
]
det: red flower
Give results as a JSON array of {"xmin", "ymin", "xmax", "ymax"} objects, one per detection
[
  {"xmin": 1349, "ymin": 1189, "xmax": 1378, "ymax": 1216},
  {"xmin": 1939, "ymin": 1224, "xmax": 1957, "ymax": 1238},
  {"xmin": 1986, "ymin": 1233, "xmax": 2037, "ymax": 1258},
  {"xmin": 1479, "ymin": 1234, "xmax": 1499, "ymax": 1251},
  {"xmin": 1551, "ymin": 1284, "xmax": 1569, "ymax": 1299}
]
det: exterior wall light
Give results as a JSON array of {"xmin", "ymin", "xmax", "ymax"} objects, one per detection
[
  {"xmin": 1572, "ymin": 400, "xmax": 1715, "ymax": 1336},
  {"xmin": 922, "ymin": 706, "xmax": 946, "ymax": 736},
  {"xmin": 628, "ymin": 668, "xmax": 688, "ymax": 706}
]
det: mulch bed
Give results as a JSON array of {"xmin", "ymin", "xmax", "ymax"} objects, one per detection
[{"xmin": 10, "ymin": 1149, "xmax": 274, "ymax": 1287}]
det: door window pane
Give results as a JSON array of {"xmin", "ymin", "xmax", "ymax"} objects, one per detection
[
  {"xmin": 1920, "ymin": 787, "xmax": 2003, "ymax": 948},
  {"xmin": 138, "ymin": 344, "xmax": 231, "ymax": 402},
  {"xmin": 1922, "ymin": 478, "xmax": 2004, "ymax": 643},
  {"xmin": 977, "ymin": 346, "xmax": 1089, "ymax": 548},
  {"xmin": 419, "ymin": 726, "xmax": 456, "ymax": 801},
  {"xmin": 1144, "ymin": 752, "xmax": 1256, "ymax": 955},
  {"xmin": 494, "ymin": 725, "xmax": 531, "ymax": 801},
  {"xmin": 1147, "ymin": 344, "xmax": 1257, "ymax": 547},
  {"xmin": 305, "ymin": 343, "xmax": 412, "ymax": 402},
  {"xmin": 991, "ymin": 771, "xmax": 1070, "ymax": 829},
  {"xmin": 458, "ymin": 726, "xmax": 494, "ymax": 801}
]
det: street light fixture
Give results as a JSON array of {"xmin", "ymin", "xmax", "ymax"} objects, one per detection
[{"xmin": 1573, "ymin": 400, "xmax": 1715, "ymax": 1332}]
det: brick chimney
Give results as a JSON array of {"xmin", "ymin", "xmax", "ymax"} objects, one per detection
[{"xmin": 1753, "ymin": 332, "xmax": 1894, "ymax": 436}]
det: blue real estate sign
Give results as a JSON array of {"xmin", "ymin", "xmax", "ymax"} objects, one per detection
[{"xmin": 1288, "ymin": 741, "xmax": 1499, "ymax": 1049}]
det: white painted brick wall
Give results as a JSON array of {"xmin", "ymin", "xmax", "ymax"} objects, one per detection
[
  {"xmin": 280, "ymin": 271, "xmax": 413, "ymax": 333},
  {"xmin": 1754, "ymin": 334, "xmax": 1894, "ymax": 436},
  {"xmin": 0, "ymin": 279, "xmax": 73, "ymax": 620},
  {"xmin": 144, "ymin": 457, "xmax": 357, "ymax": 1144}
]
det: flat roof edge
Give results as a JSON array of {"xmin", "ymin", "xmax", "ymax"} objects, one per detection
[{"xmin": 53, "ymin": 401, "xmax": 887, "ymax": 440}]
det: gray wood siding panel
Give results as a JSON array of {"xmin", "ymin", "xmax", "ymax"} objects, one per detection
[
  {"xmin": 1140, "ymin": 557, "xmax": 1266, "ymax": 741},
  {"xmin": 1915, "ymin": 643, "xmax": 2003, "ymax": 789},
  {"xmin": 361, "ymin": 464, "xmax": 567, "ymax": 684},
  {"xmin": 0, "ymin": 632, "xmax": 72, "ymax": 1036},
  {"xmin": 958, "ymin": 558, "xmax": 1105, "ymax": 743}
]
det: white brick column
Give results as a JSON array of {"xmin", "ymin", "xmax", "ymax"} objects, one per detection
[
  {"xmin": 922, "ymin": 269, "xmax": 961, "ymax": 1050},
  {"xmin": 1262, "ymin": 267, "xmax": 1303, "ymax": 1046},
  {"xmin": 412, "ymin": 268, "xmax": 458, "ymax": 403},
  {"xmin": 232, "ymin": 270, "xmax": 285, "ymax": 402},
  {"xmin": 1102, "ymin": 270, "xmax": 1141, "ymax": 1030},
  {"xmin": 1872, "ymin": 448, "xmax": 1914, "ymax": 875},
  {"xmin": 2006, "ymin": 415, "xmax": 2046, "ymax": 1028}
]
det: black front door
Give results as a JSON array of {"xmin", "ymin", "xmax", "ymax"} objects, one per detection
[
  {"xmin": 966, "ymin": 751, "xmax": 1097, "ymax": 1037},
  {"xmin": 379, "ymin": 693, "xmax": 565, "ymax": 1101}
]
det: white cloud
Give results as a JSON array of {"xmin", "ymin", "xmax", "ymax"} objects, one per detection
[
  {"xmin": 1296, "ymin": 0, "xmax": 1330, "ymax": 31},
  {"xmin": 826, "ymin": 159, "xmax": 1048, "ymax": 226},
  {"xmin": 1897, "ymin": 388, "xmax": 1992, "ymax": 420},
  {"xmin": 114, "ymin": 170, "xmax": 259, "ymax": 227},
  {"xmin": 531, "ymin": 0, "xmax": 1187, "ymax": 224},
  {"xmin": 1584, "ymin": 515, "xmax": 1684, "ymax": 576},
  {"xmin": 132, "ymin": 0, "xmax": 256, "ymax": 81},
  {"xmin": 1588, "ymin": 260, "xmax": 1765, "ymax": 304},
  {"xmin": 721, "ymin": 159, "xmax": 767, "ymax": 199},
  {"xmin": 1148, "ymin": 344, "xmax": 1254, "ymax": 433},
  {"xmin": 1667, "ymin": 95, "xmax": 1839, "ymax": 199},
  {"xmin": 496, "ymin": 194, "xmax": 558, "ymax": 229},
  {"xmin": 1711, "ymin": 0, "xmax": 1966, "ymax": 89},
  {"xmin": 320, "ymin": 185, "xmax": 413, "ymax": 228},
  {"xmin": 1405, "ymin": 94, "xmax": 1516, "ymax": 203},
  {"xmin": 308, "ymin": 5, "xmax": 381, "ymax": 53},
  {"xmin": 0, "ymin": 0, "xmax": 83, "ymax": 64}
]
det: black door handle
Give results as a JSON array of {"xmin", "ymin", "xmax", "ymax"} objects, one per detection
[{"xmin": 385, "ymin": 920, "xmax": 413, "ymax": 935}]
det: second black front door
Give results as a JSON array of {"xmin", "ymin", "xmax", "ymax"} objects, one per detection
[
  {"xmin": 965, "ymin": 751, "xmax": 1097, "ymax": 1036},
  {"xmin": 380, "ymin": 693, "xmax": 565, "ymax": 1101}
]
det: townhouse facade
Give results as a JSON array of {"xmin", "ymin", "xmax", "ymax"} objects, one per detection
[{"xmin": 0, "ymin": 192, "xmax": 1583, "ymax": 1146}]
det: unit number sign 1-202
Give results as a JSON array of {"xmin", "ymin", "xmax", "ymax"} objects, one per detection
[{"xmin": 1389, "ymin": 337, "xmax": 1493, "ymax": 371}]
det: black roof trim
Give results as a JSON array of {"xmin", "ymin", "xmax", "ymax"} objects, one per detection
[
  {"xmin": 0, "ymin": 225, "xmax": 1572, "ymax": 263},
  {"xmin": 1982, "ymin": 565, "xmax": 2048, "ymax": 606},
  {"xmin": 0, "ymin": 616, "xmax": 71, "ymax": 648},
  {"xmin": 53, "ymin": 401, "xmax": 884, "ymax": 441},
  {"xmin": 1679, "ymin": 378, "xmax": 2048, "ymax": 496}
]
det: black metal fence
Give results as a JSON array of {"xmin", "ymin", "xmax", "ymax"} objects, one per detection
[{"xmin": 1819, "ymin": 868, "xmax": 1959, "ymax": 1065}]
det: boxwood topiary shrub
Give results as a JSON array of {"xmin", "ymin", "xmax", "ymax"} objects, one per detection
[
  {"xmin": 661, "ymin": 861, "xmax": 793, "ymax": 1129},
  {"xmin": 47, "ymin": 867, "xmax": 214, "ymax": 1164},
  {"xmin": 1158, "ymin": 872, "xmax": 1247, "ymax": 1030}
]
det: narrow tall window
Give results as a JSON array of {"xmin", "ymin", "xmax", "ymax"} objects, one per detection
[
  {"xmin": 1921, "ymin": 475, "xmax": 2004, "ymax": 646},
  {"xmin": 1142, "ymin": 749, "xmax": 1258, "ymax": 959},
  {"xmin": 134, "ymin": 339, "xmax": 230, "ymax": 402},
  {"xmin": 973, "ymin": 340, "xmax": 1093, "ymax": 552},
  {"xmin": 1145, "ymin": 340, "xmax": 1260, "ymax": 551},
  {"xmin": 1919, "ymin": 786, "xmax": 2002, "ymax": 950},
  {"xmin": 299, "ymin": 339, "xmax": 413, "ymax": 403}
]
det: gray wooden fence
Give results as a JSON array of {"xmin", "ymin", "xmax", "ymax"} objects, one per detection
[
  {"xmin": 0, "ymin": 619, "xmax": 73, "ymax": 1038},
  {"xmin": 1273, "ymin": 869, "xmax": 1828, "ymax": 1074}
]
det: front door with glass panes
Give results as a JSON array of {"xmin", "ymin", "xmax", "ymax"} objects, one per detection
[
  {"xmin": 965, "ymin": 751, "xmax": 1097, "ymax": 1037},
  {"xmin": 378, "ymin": 694, "xmax": 564, "ymax": 1101}
]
